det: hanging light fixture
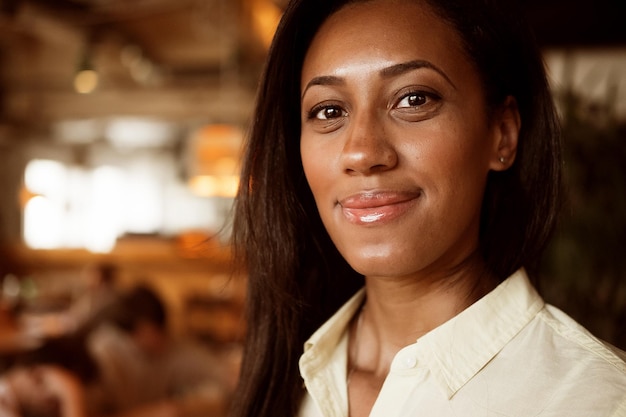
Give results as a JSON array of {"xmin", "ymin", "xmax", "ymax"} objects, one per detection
[{"xmin": 74, "ymin": 42, "xmax": 99, "ymax": 94}]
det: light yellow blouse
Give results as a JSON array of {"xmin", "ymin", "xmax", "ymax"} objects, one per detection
[{"xmin": 299, "ymin": 269, "xmax": 626, "ymax": 417}]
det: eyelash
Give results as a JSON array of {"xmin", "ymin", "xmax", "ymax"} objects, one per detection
[
  {"xmin": 307, "ymin": 104, "xmax": 346, "ymax": 121},
  {"xmin": 305, "ymin": 89, "xmax": 441, "ymax": 121},
  {"xmin": 395, "ymin": 89, "xmax": 441, "ymax": 110}
]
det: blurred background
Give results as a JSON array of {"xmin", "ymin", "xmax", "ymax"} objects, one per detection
[{"xmin": 0, "ymin": 0, "xmax": 624, "ymax": 408}]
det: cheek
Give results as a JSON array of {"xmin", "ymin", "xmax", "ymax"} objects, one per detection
[
  {"xmin": 425, "ymin": 117, "xmax": 493, "ymax": 177},
  {"xmin": 300, "ymin": 139, "xmax": 332, "ymax": 198},
  {"xmin": 300, "ymin": 140, "xmax": 342, "ymax": 239}
]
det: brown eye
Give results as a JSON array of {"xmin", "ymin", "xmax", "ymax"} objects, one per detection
[
  {"xmin": 398, "ymin": 92, "xmax": 428, "ymax": 108},
  {"xmin": 311, "ymin": 105, "xmax": 346, "ymax": 120}
]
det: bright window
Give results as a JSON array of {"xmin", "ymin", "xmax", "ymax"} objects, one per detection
[{"xmin": 22, "ymin": 157, "xmax": 228, "ymax": 253}]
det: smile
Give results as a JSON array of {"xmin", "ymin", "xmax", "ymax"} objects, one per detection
[{"xmin": 338, "ymin": 191, "xmax": 421, "ymax": 225}]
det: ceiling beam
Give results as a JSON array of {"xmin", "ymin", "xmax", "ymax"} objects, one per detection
[{"xmin": 2, "ymin": 86, "xmax": 256, "ymax": 125}]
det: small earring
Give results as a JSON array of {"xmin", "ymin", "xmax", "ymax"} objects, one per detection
[{"xmin": 499, "ymin": 156, "xmax": 506, "ymax": 164}]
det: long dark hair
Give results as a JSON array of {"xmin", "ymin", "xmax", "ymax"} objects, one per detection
[{"xmin": 230, "ymin": 0, "xmax": 562, "ymax": 415}]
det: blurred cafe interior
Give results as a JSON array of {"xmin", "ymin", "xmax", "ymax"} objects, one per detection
[{"xmin": 0, "ymin": 0, "xmax": 624, "ymax": 413}]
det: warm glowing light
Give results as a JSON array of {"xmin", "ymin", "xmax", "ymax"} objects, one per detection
[
  {"xmin": 85, "ymin": 166, "xmax": 124, "ymax": 253},
  {"xmin": 214, "ymin": 157, "xmax": 237, "ymax": 175},
  {"xmin": 22, "ymin": 159, "xmax": 124, "ymax": 253},
  {"xmin": 251, "ymin": 0, "xmax": 282, "ymax": 49},
  {"xmin": 21, "ymin": 152, "xmax": 227, "ymax": 252},
  {"xmin": 188, "ymin": 175, "xmax": 239, "ymax": 198},
  {"xmin": 24, "ymin": 195, "xmax": 64, "ymax": 249},
  {"xmin": 123, "ymin": 161, "xmax": 163, "ymax": 234},
  {"xmin": 187, "ymin": 124, "xmax": 243, "ymax": 198},
  {"xmin": 24, "ymin": 159, "xmax": 67, "ymax": 198},
  {"xmin": 23, "ymin": 160, "xmax": 67, "ymax": 249},
  {"xmin": 74, "ymin": 69, "xmax": 99, "ymax": 94}
]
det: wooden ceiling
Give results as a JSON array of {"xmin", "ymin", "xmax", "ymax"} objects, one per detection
[
  {"xmin": 0, "ymin": 0, "xmax": 624, "ymax": 137},
  {"xmin": 0, "ymin": 0, "xmax": 282, "ymax": 133}
]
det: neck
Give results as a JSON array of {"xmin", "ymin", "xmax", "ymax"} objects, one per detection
[{"xmin": 350, "ymin": 261, "xmax": 496, "ymax": 378}]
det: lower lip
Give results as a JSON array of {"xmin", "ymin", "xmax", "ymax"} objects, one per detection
[{"xmin": 341, "ymin": 198, "xmax": 418, "ymax": 226}]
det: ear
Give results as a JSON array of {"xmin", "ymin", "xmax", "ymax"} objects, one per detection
[{"xmin": 489, "ymin": 95, "xmax": 520, "ymax": 171}]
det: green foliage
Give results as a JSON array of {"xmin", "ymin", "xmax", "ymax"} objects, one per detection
[{"xmin": 541, "ymin": 89, "xmax": 626, "ymax": 349}]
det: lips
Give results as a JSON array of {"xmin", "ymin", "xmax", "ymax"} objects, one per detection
[{"xmin": 338, "ymin": 190, "xmax": 421, "ymax": 225}]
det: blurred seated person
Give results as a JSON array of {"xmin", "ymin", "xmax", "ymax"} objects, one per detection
[
  {"xmin": 0, "ymin": 334, "xmax": 100, "ymax": 417},
  {"xmin": 0, "ymin": 300, "xmax": 41, "ymax": 363},
  {"xmin": 66, "ymin": 263, "xmax": 120, "ymax": 334},
  {"xmin": 86, "ymin": 285, "xmax": 231, "ymax": 417},
  {"xmin": 17, "ymin": 264, "xmax": 120, "ymax": 341},
  {"xmin": 0, "ymin": 364, "xmax": 86, "ymax": 417}
]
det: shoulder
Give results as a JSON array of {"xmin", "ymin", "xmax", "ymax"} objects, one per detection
[
  {"xmin": 516, "ymin": 304, "xmax": 626, "ymax": 412},
  {"xmin": 537, "ymin": 304, "xmax": 626, "ymax": 373},
  {"xmin": 468, "ymin": 303, "xmax": 626, "ymax": 416}
]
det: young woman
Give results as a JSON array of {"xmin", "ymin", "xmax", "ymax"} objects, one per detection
[{"xmin": 230, "ymin": 0, "xmax": 626, "ymax": 416}]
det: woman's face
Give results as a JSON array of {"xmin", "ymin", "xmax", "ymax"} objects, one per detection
[{"xmin": 300, "ymin": 0, "xmax": 516, "ymax": 279}]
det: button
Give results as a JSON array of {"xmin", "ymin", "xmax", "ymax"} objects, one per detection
[
  {"xmin": 390, "ymin": 344, "xmax": 420, "ymax": 371},
  {"xmin": 403, "ymin": 356, "xmax": 417, "ymax": 369}
]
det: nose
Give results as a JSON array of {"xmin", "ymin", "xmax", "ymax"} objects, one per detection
[{"xmin": 340, "ymin": 111, "xmax": 398, "ymax": 175}]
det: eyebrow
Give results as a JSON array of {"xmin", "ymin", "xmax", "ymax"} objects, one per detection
[
  {"xmin": 301, "ymin": 59, "xmax": 456, "ymax": 99},
  {"xmin": 380, "ymin": 60, "xmax": 456, "ymax": 89},
  {"xmin": 301, "ymin": 75, "xmax": 344, "ymax": 99}
]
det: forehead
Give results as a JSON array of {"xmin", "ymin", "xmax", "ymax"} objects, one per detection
[{"xmin": 302, "ymin": 0, "xmax": 469, "ymax": 83}]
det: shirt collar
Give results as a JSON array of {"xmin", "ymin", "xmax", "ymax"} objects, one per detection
[
  {"xmin": 418, "ymin": 269, "xmax": 545, "ymax": 398},
  {"xmin": 300, "ymin": 269, "xmax": 545, "ymax": 399},
  {"xmin": 301, "ymin": 289, "xmax": 365, "ymax": 371}
]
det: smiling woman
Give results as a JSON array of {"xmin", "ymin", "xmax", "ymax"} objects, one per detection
[
  {"xmin": 299, "ymin": 2, "xmax": 516, "ymax": 282},
  {"xmin": 230, "ymin": 0, "xmax": 626, "ymax": 416}
]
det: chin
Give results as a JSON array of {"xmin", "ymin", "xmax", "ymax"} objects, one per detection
[
  {"xmin": 345, "ymin": 252, "xmax": 412, "ymax": 278},
  {"xmin": 339, "ymin": 240, "xmax": 444, "ymax": 279}
]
